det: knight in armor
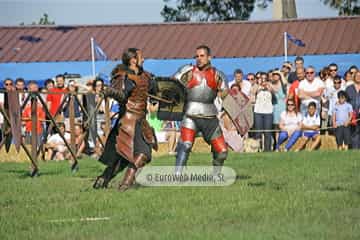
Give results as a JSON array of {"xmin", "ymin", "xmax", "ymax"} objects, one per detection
[
  {"xmin": 173, "ymin": 45, "xmax": 228, "ymax": 175},
  {"xmin": 93, "ymin": 48, "xmax": 158, "ymax": 191}
]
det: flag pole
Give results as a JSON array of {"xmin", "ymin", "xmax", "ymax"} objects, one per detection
[
  {"xmin": 284, "ymin": 32, "xmax": 288, "ymax": 62},
  {"xmin": 91, "ymin": 37, "xmax": 96, "ymax": 77}
]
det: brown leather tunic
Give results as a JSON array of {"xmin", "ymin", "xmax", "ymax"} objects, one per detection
[{"xmin": 108, "ymin": 69, "xmax": 157, "ymax": 163}]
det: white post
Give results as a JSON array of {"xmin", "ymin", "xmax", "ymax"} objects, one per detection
[
  {"xmin": 284, "ymin": 32, "xmax": 288, "ymax": 62},
  {"xmin": 91, "ymin": 37, "xmax": 96, "ymax": 77}
]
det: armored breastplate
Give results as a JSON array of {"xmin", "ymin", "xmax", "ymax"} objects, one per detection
[
  {"xmin": 185, "ymin": 67, "xmax": 219, "ymax": 117},
  {"xmin": 126, "ymin": 72, "xmax": 150, "ymax": 116}
]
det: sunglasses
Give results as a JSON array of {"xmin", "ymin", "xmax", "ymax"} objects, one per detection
[
  {"xmin": 5, "ymin": 83, "xmax": 13, "ymax": 86},
  {"xmin": 334, "ymin": 81, "xmax": 341, "ymax": 84},
  {"xmin": 329, "ymin": 69, "xmax": 337, "ymax": 72},
  {"xmin": 306, "ymin": 71, "xmax": 314, "ymax": 75}
]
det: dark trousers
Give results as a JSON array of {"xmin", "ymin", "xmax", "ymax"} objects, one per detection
[
  {"xmin": 335, "ymin": 126, "xmax": 351, "ymax": 146},
  {"xmin": 254, "ymin": 113, "xmax": 273, "ymax": 151},
  {"xmin": 351, "ymin": 124, "xmax": 360, "ymax": 149}
]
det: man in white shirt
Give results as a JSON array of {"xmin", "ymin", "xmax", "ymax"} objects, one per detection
[
  {"xmin": 296, "ymin": 102, "xmax": 321, "ymax": 151},
  {"xmin": 45, "ymin": 122, "xmax": 71, "ymax": 161},
  {"xmin": 227, "ymin": 69, "xmax": 251, "ymax": 98},
  {"xmin": 298, "ymin": 66, "xmax": 325, "ymax": 116}
]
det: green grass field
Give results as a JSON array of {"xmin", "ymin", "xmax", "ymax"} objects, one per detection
[{"xmin": 0, "ymin": 151, "xmax": 359, "ymax": 240}]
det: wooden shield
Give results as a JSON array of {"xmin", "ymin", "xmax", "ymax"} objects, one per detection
[
  {"xmin": 155, "ymin": 77, "xmax": 186, "ymax": 121},
  {"xmin": 222, "ymin": 90, "xmax": 253, "ymax": 136},
  {"xmin": 8, "ymin": 91, "xmax": 22, "ymax": 152}
]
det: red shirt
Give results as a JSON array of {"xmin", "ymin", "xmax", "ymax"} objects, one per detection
[
  {"xmin": 46, "ymin": 87, "xmax": 67, "ymax": 117},
  {"xmin": 288, "ymin": 80, "xmax": 300, "ymax": 111},
  {"xmin": 22, "ymin": 104, "xmax": 45, "ymax": 134}
]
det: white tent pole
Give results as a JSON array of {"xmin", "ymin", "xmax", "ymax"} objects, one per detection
[
  {"xmin": 284, "ymin": 32, "xmax": 288, "ymax": 62},
  {"xmin": 91, "ymin": 37, "xmax": 96, "ymax": 77}
]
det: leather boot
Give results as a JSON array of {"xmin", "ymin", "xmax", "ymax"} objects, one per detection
[{"xmin": 118, "ymin": 167, "xmax": 137, "ymax": 192}]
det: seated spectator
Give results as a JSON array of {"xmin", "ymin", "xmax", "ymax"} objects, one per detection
[
  {"xmin": 275, "ymin": 99, "xmax": 302, "ymax": 152},
  {"xmin": 73, "ymin": 123, "xmax": 86, "ymax": 158},
  {"xmin": 332, "ymin": 91, "xmax": 353, "ymax": 150},
  {"xmin": 45, "ymin": 122, "xmax": 70, "ymax": 161},
  {"xmin": 296, "ymin": 102, "xmax": 321, "ymax": 151}
]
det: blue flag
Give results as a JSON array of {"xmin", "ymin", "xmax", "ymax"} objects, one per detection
[
  {"xmin": 94, "ymin": 40, "xmax": 107, "ymax": 60},
  {"xmin": 286, "ymin": 33, "xmax": 305, "ymax": 47}
]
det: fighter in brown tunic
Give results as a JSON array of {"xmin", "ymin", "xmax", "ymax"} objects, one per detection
[{"xmin": 93, "ymin": 48, "xmax": 157, "ymax": 191}]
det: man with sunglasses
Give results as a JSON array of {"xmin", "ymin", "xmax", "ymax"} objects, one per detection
[
  {"xmin": 173, "ymin": 45, "xmax": 228, "ymax": 176},
  {"xmin": 298, "ymin": 66, "xmax": 325, "ymax": 116}
]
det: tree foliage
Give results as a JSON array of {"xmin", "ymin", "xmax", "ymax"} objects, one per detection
[
  {"xmin": 20, "ymin": 13, "xmax": 55, "ymax": 25},
  {"xmin": 161, "ymin": 0, "xmax": 359, "ymax": 23},
  {"xmin": 321, "ymin": 0, "xmax": 360, "ymax": 16},
  {"xmin": 161, "ymin": 0, "xmax": 258, "ymax": 22}
]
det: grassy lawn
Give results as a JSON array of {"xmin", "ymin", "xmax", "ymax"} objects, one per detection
[{"xmin": 0, "ymin": 150, "xmax": 359, "ymax": 240}]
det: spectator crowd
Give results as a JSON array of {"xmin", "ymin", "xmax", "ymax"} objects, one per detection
[{"xmin": 0, "ymin": 58, "xmax": 359, "ymax": 160}]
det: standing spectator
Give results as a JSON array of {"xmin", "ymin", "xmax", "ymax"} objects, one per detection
[
  {"xmin": 348, "ymin": 65, "xmax": 358, "ymax": 79},
  {"xmin": 288, "ymin": 67, "xmax": 305, "ymax": 112},
  {"xmin": 281, "ymin": 61, "xmax": 292, "ymax": 84},
  {"xmin": 22, "ymin": 81, "xmax": 45, "ymax": 144},
  {"xmin": 332, "ymin": 91, "xmax": 353, "ymax": 150},
  {"xmin": 344, "ymin": 71, "xmax": 354, "ymax": 87},
  {"xmin": 41, "ymin": 78, "xmax": 55, "ymax": 100},
  {"xmin": 0, "ymin": 78, "xmax": 14, "ymax": 141},
  {"xmin": 323, "ymin": 75, "xmax": 345, "ymax": 129},
  {"xmin": 298, "ymin": 66, "xmax": 325, "ymax": 116},
  {"xmin": 228, "ymin": 69, "xmax": 251, "ymax": 97},
  {"xmin": 46, "ymin": 74, "xmax": 67, "ymax": 121},
  {"xmin": 345, "ymin": 71, "xmax": 360, "ymax": 149},
  {"xmin": 275, "ymin": 99, "xmax": 302, "ymax": 152},
  {"xmin": 288, "ymin": 56, "xmax": 304, "ymax": 84},
  {"xmin": 271, "ymin": 71, "xmax": 287, "ymax": 147},
  {"xmin": 63, "ymin": 80, "xmax": 82, "ymax": 131},
  {"xmin": 15, "ymin": 78, "xmax": 27, "ymax": 106},
  {"xmin": 110, "ymin": 100, "xmax": 121, "ymax": 127},
  {"xmin": 326, "ymin": 63, "xmax": 345, "ymax": 89},
  {"xmin": 254, "ymin": 76, "xmax": 273, "ymax": 152},
  {"xmin": 296, "ymin": 102, "xmax": 321, "ymax": 151},
  {"xmin": 93, "ymin": 78, "xmax": 106, "ymax": 134},
  {"xmin": 247, "ymin": 73, "xmax": 258, "ymax": 107}
]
